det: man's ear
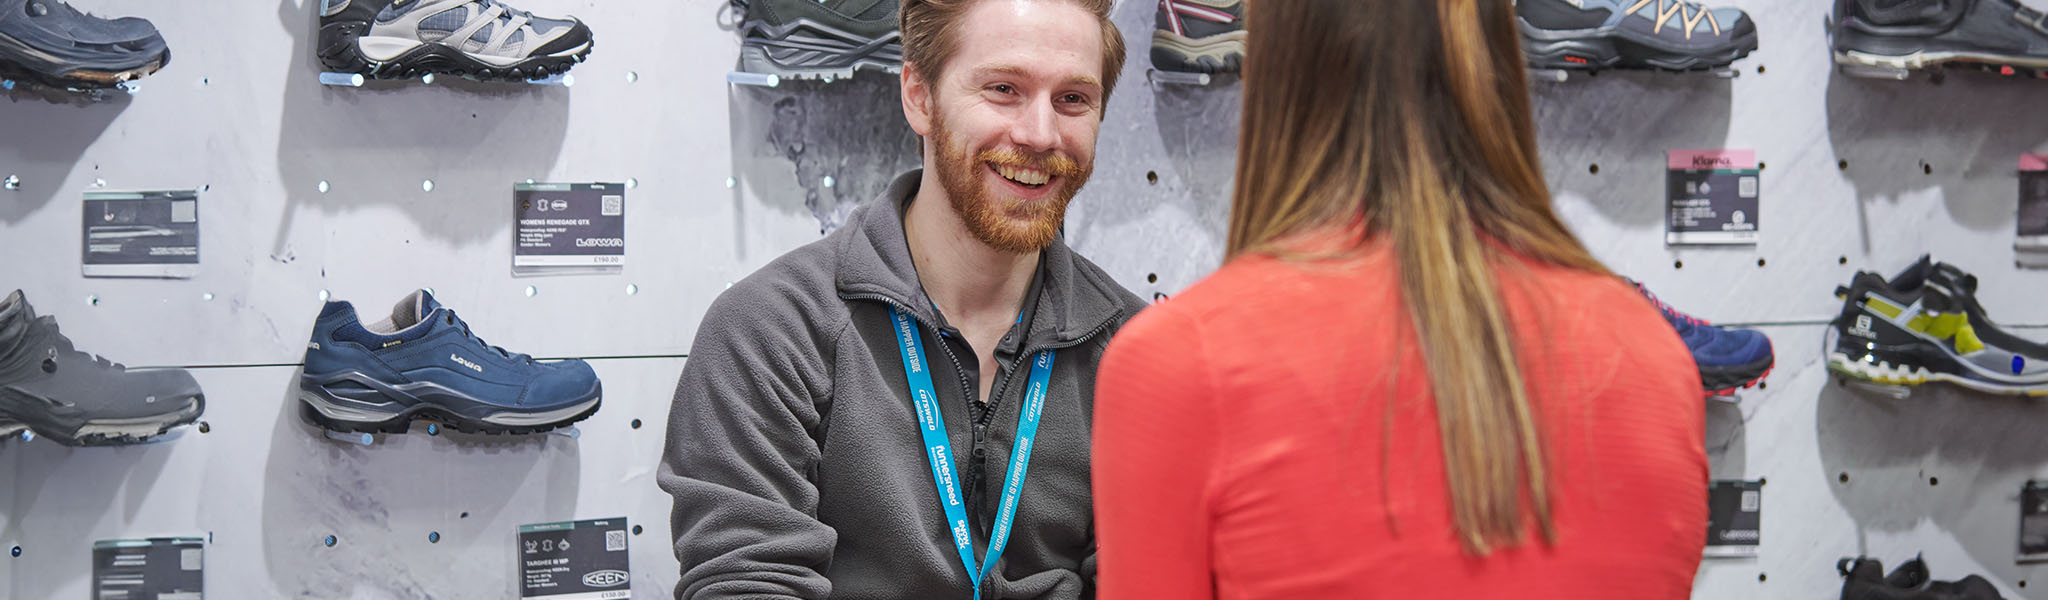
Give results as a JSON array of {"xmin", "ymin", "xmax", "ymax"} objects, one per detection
[{"xmin": 901, "ymin": 62, "xmax": 934, "ymax": 137}]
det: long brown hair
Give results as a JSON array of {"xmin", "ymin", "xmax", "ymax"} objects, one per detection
[{"xmin": 1227, "ymin": 0, "xmax": 1610, "ymax": 554}]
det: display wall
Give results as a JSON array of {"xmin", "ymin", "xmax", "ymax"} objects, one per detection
[{"xmin": 3, "ymin": 0, "xmax": 2047, "ymax": 597}]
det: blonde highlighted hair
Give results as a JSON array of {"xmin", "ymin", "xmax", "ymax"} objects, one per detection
[{"xmin": 1228, "ymin": 0, "xmax": 1610, "ymax": 554}]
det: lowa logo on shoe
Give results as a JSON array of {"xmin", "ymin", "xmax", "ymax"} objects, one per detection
[{"xmin": 451, "ymin": 353, "xmax": 483, "ymax": 373}]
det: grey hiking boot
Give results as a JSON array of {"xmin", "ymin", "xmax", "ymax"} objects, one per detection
[
  {"xmin": 1151, "ymin": 0, "xmax": 1244, "ymax": 74},
  {"xmin": 733, "ymin": 0, "xmax": 901, "ymax": 79},
  {"xmin": 0, "ymin": 290, "xmax": 204, "ymax": 446},
  {"xmin": 1830, "ymin": 0, "xmax": 2048, "ymax": 79},
  {"xmin": 0, "ymin": 0, "xmax": 170, "ymax": 90},
  {"xmin": 1517, "ymin": 0, "xmax": 1757, "ymax": 71}
]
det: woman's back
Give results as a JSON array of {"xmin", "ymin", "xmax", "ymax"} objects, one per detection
[{"xmin": 1093, "ymin": 238, "xmax": 1706, "ymax": 599}]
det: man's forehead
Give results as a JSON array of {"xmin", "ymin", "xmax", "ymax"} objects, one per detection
[{"xmin": 949, "ymin": 1, "xmax": 1103, "ymax": 83}]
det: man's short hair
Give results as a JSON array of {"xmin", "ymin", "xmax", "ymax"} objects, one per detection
[{"xmin": 900, "ymin": 0, "xmax": 1127, "ymax": 109}]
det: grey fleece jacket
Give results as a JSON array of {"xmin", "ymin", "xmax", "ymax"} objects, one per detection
[{"xmin": 659, "ymin": 170, "xmax": 1148, "ymax": 600}]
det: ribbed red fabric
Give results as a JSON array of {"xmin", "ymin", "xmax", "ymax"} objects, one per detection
[{"xmin": 1093, "ymin": 240, "xmax": 1706, "ymax": 599}]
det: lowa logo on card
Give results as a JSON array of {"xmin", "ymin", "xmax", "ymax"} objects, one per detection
[{"xmin": 583, "ymin": 569, "xmax": 629, "ymax": 588}]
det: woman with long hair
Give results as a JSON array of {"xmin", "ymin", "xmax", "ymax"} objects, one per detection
[{"xmin": 1091, "ymin": 0, "xmax": 1706, "ymax": 597}]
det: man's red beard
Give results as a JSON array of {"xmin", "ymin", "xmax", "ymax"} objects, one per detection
[{"xmin": 930, "ymin": 113, "xmax": 1092, "ymax": 253}]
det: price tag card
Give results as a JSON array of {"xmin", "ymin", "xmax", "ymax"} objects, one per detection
[
  {"xmin": 1666, "ymin": 150, "xmax": 1760, "ymax": 246},
  {"xmin": 2018, "ymin": 155, "xmax": 2048, "ymax": 268},
  {"xmin": 92, "ymin": 537, "xmax": 204, "ymax": 599},
  {"xmin": 2020, "ymin": 481, "xmax": 2048, "ymax": 562},
  {"xmin": 1705, "ymin": 480, "xmax": 1762, "ymax": 558},
  {"xmin": 515, "ymin": 182, "xmax": 625, "ymax": 272},
  {"xmin": 82, "ymin": 190, "xmax": 200, "ymax": 278},
  {"xmin": 519, "ymin": 517, "xmax": 631, "ymax": 599}
]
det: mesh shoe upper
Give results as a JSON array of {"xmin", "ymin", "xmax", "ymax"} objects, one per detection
[
  {"xmin": 1525, "ymin": 0, "xmax": 1753, "ymax": 45},
  {"xmin": 368, "ymin": 0, "xmax": 587, "ymax": 62},
  {"xmin": 1154, "ymin": 0, "xmax": 1243, "ymax": 41}
]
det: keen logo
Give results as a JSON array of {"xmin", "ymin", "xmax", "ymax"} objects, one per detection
[
  {"xmin": 451, "ymin": 353, "xmax": 483, "ymax": 373},
  {"xmin": 582, "ymin": 569, "xmax": 629, "ymax": 588},
  {"xmin": 1847, "ymin": 315, "xmax": 1877, "ymax": 339},
  {"xmin": 382, "ymin": 340, "xmax": 403, "ymax": 349}
]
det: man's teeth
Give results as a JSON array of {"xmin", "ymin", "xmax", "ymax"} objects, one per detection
[{"xmin": 994, "ymin": 164, "xmax": 1050, "ymax": 186}]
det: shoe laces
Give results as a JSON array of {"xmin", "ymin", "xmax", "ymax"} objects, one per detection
[
  {"xmin": 1633, "ymin": 281, "xmax": 1710, "ymax": 327},
  {"xmin": 443, "ymin": 310, "xmax": 534, "ymax": 364}
]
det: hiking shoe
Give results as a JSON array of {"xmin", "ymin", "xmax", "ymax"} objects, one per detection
[
  {"xmin": 299, "ymin": 289, "xmax": 600, "ymax": 434},
  {"xmin": 0, "ymin": 290, "xmax": 203, "ymax": 446},
  {"xmin": 1631, "ymin": 280, "xmax": 1775, "ymax": 396},
  {"xmin": 0, "ymin": 0, "xmax": 169, "ymax": 90},
  {"xmin": 1151, "ymin": 0, "xmax": 1243, "ymax": 74},
  {"xmin": 1830, "ymin": 0, "xmax": 2048, "ymax": 79},
  {"xmin": 1517, "ymin": 0, "xmax": 1757, "ymax": 71},
  {"xmin": 317, "ymin": 0, "xmax": 592, "ymax": 81},
  {"xmin": 733, "ymin": 0, "xmax": 900, "ymax": 79},
  {"xmin": 1839, "ymin": 556, "xmax": 2007, "ymax": 600},
  {"xmin": 1830, "ymin": 256, "xmax": 2048, "ymax": 395}
]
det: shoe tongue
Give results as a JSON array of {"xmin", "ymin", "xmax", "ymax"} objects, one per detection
[
  {"xmin": 389, "ymin": 289, "xmax": 443, "ymax": 329},
  {"xmin": 0, "ymin": 290, "xmax": 33, "ymax": 355},
  {"xmin": 0, "ymin": 289, "xmax": 32, "ymax": 326},
  {"xmin": 1889, "ymin": 254, "xmax": 1935, "ymax": 291}
]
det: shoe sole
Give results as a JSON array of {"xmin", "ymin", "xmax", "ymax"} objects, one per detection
[
  {"xmin": 1828, "ymin": 352, "xmax": 2048, "ymax": 396},
  {"xmin": 0, "ymin": 389, "xmax": 204, "ymax": 446},
  {"xmin": 1151, "ymin": 29, "xmax": 1244, "ymax": 75},
  {"xmin": 0, "ymin": 31, "xmax": 167, "ymax": 91},
  {"xmin": 737, "ymin": 17, "xmax": 902, "ymax": 79},
  {"xmin": 317, "ymin": 19, "xmax": 593, "ymax": 81},
  {"xmin": 1519, "ymin": 18, "xmax": 1757, "ymax": 71},
  {"xmin": 1832, "ymin": 48, "xmax": 2048, "ymax": 79},
  {"xmin": 299, "ymin": 372, "xmax": 601, "ymax": 434},
  {"xmin": 1703, "ymin": 355, "xmax": 1774, "ymax": 397}
]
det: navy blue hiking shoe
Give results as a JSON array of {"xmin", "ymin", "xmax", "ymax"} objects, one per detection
[
  {"xmin": 1631, "ymin": 280, "xmax": 1775, "ymax": 396},
  {"xmin": 0, "ymin": 0, "xmax": 170, "ymax": 90},
  {"xmin": 299, "ymin": 289, "xmax": 600, "ymax": 434}
]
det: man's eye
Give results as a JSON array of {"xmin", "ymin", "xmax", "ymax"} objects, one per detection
[{"xmin": 992, "ymin": 84, "xmax": 1015, "ymax": 94}]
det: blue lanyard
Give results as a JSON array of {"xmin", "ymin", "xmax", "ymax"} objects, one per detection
[{"xmin": 889, "ymin": 304, "xmax": 1055, "ymax": 599}]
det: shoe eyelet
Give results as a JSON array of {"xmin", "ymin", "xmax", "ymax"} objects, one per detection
[{"xmin": 40, "ymin": 358, "xmax": 56, "ymax": 373}]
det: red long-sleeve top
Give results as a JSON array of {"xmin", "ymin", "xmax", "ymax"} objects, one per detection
[{"xmin": 1093, "ymin": 238, "xmax": 1706, "ymax": 599}]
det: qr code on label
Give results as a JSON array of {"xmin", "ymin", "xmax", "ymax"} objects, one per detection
[
  {"xmin": 1738, "ymin": 176, "xmax": 1758, "ymax": 199},
  {"xmin": 1740, "ymin": 490, "xmax": 1760, "ymax": 512},
  {"xmin": 606, "ymin": 529, "xmax": 627, "ymax": 552},
  {"xmin": 601, "ymin": 195, "xmax": 623, "ymax": 217}
]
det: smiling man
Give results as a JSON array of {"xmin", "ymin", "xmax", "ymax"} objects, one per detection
[{"xmin": 657, "ymin": 0, "xmax": 1141, "ymax": 598}]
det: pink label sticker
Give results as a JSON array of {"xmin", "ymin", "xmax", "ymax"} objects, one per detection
[
  {"xmin": 2023, "ymin": 154, "xmax": 2048, "ymax": 172},
  {"xmin": 1669, "ymin": 150, "xmax": 1757, "ymax": 171}
]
